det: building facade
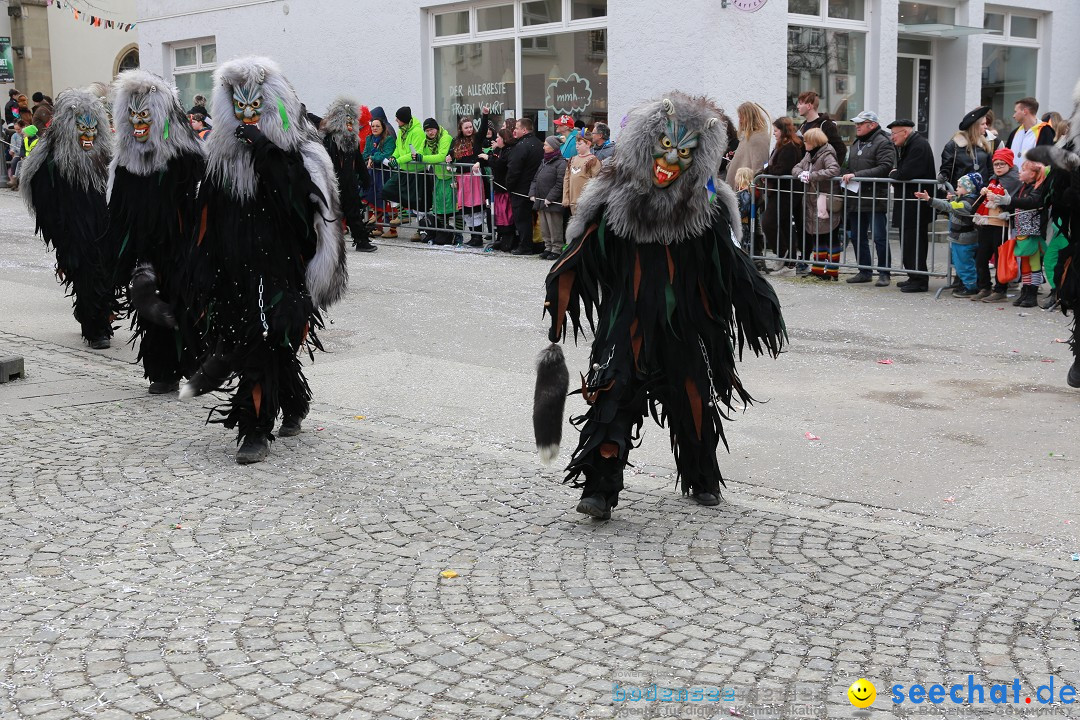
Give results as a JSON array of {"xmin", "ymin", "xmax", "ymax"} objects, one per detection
[
  {"xmin": 134, "ymin": 0, "xmax": 1080, "ymax": 153},
  {"xmin": 1, "ymin": 0, "xmax": 139, "ymax": 100}
]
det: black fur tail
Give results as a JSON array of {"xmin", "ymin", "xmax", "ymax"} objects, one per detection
[
  {"xmin": 129, "ymin": 263, "xmax": 178, "ymax": 329},
  {"xmin": 179, "ymin": 345, "xmax": 235, "ymax": 400},
  {"xmin": 533, "ymin": 343, "xmax": 569, "ymax": 465}
]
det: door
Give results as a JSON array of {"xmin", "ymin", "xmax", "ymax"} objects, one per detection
[{"xmin": 896, "ymin": 55, "xmax": 932, "ymax": 136}]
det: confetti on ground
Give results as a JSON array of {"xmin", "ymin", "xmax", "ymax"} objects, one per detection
[
  {"xmin": 877, "ymin": 359, "xmax": 894, "ymax": 365},
  {"xmin": 1072, "ymin": 618, "xmax": 1080, "ymax": 631},
  {"xmin": 943, "ymin": 497, "xmax": 955, "ymax": 503},
  {"xmin": 172, "ymin": 523, "xmax": 183, "ymax": 530},
  {"xmin": 439, "ymin": 570, "xmax": 459, "ymax": 579},
  {"xmin": 1054, "ymin": 338, "xmax": 1068, "ymax": 344},
  {"xmin": 1041, "ymin": 358, "xmax": 1055, "ymax": 363},
  {"xmin": 354, "ymin": 415, "xmax": 365, "ymax": 420},
  {"xmin": 1072, "ymin": 554, "xmax": 1080, "ymax": 562},
  {"xmin": 804, "ymin": 432, "xmax": 820, "ymax": 441},
  {"xmin": 1018, "ymin": 313, "xmax": 1029, "ymax": 317},
  {"xmin": 1066, "ymin": 520, "xmax": 1073, "ymax": 525},
  {"xmin": 729, "ymin": 709, "xmax": 744, "ymax": 718},
  {"xmin": 1011, "ymin": 349, "xmax": 1020, "ymax": 353},
  {"xmin": 316, "ymin": 427, "xmax": 325, "ymax": 431}
]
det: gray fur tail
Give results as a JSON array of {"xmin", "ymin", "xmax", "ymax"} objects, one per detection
[
  {"xmin": 533, "ymin": 343, "xmax": 569, "ymax": 465},
  {"xmin": 1026, "ymin": 146, "xmax": 1080, "ymax": 172},
  {"xmin": 179, "ymin": 347, "xmax": 234, "ymax": 400},
  {"xmin": 129, "ymin": 263, "xmax": 177, "ymax": 329}
]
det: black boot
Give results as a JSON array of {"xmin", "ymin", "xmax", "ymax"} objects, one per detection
[
  {"xmin": 235, "ymin": 432, "xmax": 271, "ymax": 464},
  {"xmin": 1041, "ymin": 289, "xmax": 1059, "ymax": 311},
  {"xmin": 1018, "ymin": 286, "xmax": 1039, "ymax": 308},
  {"xmin": 278, "ymin": 415, "xmax": 303, "ymax": 437},
  {"xmin": 1068, "ymin": 358, "xmax": 1080, "ymax": 389},
  {"xmin": 576, "ymin": 462, "xmax": 623, "ymax": 520}
]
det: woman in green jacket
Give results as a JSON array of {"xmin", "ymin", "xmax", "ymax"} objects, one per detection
[{"xmin": 362, "ymin": 106, "xmax": 397, "ymax": 237}]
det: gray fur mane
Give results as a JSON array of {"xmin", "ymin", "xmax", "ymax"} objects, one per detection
[
  {"xmin": 567, "ymin": 91, "xmax": 735, "ymax": 246},
  {"xmin": 108, "ymin": 70, "xmax": 205, "ymax": 200},
  {"xmin": 19, "ymin": 87, "xmax": 112, "ymax": 211},
  {"xmin": 204, "ymin": 56, "xmax": 304, "ymax": 201},
  {"xmin": 323, "ymin": 96, "xmax": 360, "ymax": 154}
]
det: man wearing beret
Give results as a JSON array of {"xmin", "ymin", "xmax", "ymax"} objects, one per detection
[{"xmin": 888, "ymin": 119, "xmax": 937, "ymax": 293}]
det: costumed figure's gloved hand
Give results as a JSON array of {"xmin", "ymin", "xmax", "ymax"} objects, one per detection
[{"xmin": 234, "ymin": 123, "xmax": 264, "ymax": 145}]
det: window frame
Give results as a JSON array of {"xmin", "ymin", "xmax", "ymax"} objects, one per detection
[
  {"xmin": 168, "ymin": 37, "xmax": 218, "ymax": 111},
  {"xmin": 983, "ymin": 7, "xmax": 1040, "ymax": 46}
]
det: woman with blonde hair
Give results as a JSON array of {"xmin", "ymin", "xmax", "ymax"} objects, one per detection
[
  {"xmin": 791, "ymin": 127, "xmax": 842, "ymax": 279},
  {"xmin": 726, "ymin": 102, "xmax": 771, "ymax": 256}
]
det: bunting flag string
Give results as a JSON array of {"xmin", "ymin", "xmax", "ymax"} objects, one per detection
[{"xmin": 47, "ymin": 0, "xmax": 138, "ymax": 32}]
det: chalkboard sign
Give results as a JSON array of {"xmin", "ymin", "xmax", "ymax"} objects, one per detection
[{"xmin": 917, "ymin": 59, "xmax": 931, "ymax": 134}]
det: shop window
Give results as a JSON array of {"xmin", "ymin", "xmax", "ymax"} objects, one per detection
[
  {"xmin": 1010, "ymin": 15, "xmax": 1037, "ymax": 40},
  {"xmin": 434, "ymin": 39, "xmax": 516, "ymax": 128},
  {"xmin": 477, "ymin": 5, "xmax": 515, "ymax": 32},
  {"xmin": 171, "ymin": 38, "xmax": 216, "ymax": 111},
  {"xmin": 435, "ymin": 11, "xmax": 470, "ymax": 37},
  {"xmin": 981, "ymin": 45, "xmax": 1037, "ymax": 135},
  {"xmin": 571, "ymin": 0, "xmax": 606, "ymax": 20},
  {"xmin": 522, "ymin": 0, "xmax": 561, "ymax": 26},
  {"xmin": 521, "ymin": 29, "xmax": 607, "ymax": 129},
  {"xmin": 789, "ymin": 0, "xmax": 820, "ymax": 15},
  {"xmin": 827, "ymin": 0, "xmax": 863, "ymax": 22},
  {"xmin": 898, "ymin": 2, "xmax": 955, "ymax": 25},
  {"xmin": 787, "ymin": 25, "xmax": 866, "ymax": 140},
  {"xmin": 983, "ymin": 12, "xmax": 1005, "ymax": 33}
]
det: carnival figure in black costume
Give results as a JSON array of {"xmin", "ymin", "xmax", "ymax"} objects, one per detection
[
  {"xmin": 322, "ymin": 96, "xmax": 376, "ymax": 252},
  {"xmin": 533, "ymin": 92, "xmax": 786, "ymax": 519},
  {"xmin": 1028, "ymin": 78, "xmax": 1080, "ymax": 388},
  {"xmin": 180, "ymin": 57, "xmax": 347, "ymax": 464},
  {"xmin": 20, "ymin": 88, "xmax": 115, "ymax": 349},
  {"xmin": 106, "ymin": 70, "xmax": 206, "ymax": 393}
]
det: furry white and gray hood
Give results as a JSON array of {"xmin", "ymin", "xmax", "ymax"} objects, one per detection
[
  {"xmin": 322, "ymin": 95, "xmax": 360, "ymax": 154},
  {"xmin": 204, "ymin": 56, "xmax": 346, "ymax": 310},
  {"xmin": 19, "ymin": 87, "xmax": 112, "ymax": 211},
  {"xmin": 567, "ymin": 91, "xmax": 739, "ymax": 247},
  {"xmin": 107, "ymin": 70, "xmax": 204, "ymax": 200},
  {"xmin": 1027, "ymin": 78, "xmax": 1080, "ymax": 172}
]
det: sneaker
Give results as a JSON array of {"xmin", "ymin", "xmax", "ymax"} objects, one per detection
[
  {"xmin": 354, "ymin": 242, "xmax": 378, "ymax": 253},
  {"xmin": 952, "ymin": 287, "xmax": 979, "ymax": 298},
  {"xmin": 846, "ymin": 272, "xmax": 873, "ymax": 284},
  {"xmin": 981, "ymin": 291, "xmax": 1007, "ymax": 302},
  {"xmin": 874, "ymin": 275, "xmax": 891, "ymax": 287},
  {"xmin": 970, "ymin": 289, "xmax": 991, "ymax": 301}
]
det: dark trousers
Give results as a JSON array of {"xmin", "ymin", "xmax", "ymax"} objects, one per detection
[
  {"xmin": 975, "ymin": 224, "xmax": 1009, "ymax": 292},
  {"xmin": 847, "ymin": 210, "xmax": 890, "ymax": 276},
  {"xmin": 511, "ymin": 195, "xmax": 535, "ymax": 251},
  {"xmin": 232, "ymin": 346, "xmax": 310, "ymax": 442},
  {"xmin": 899, "ymin": 217, "xmax": 930, "ymax": 284}
]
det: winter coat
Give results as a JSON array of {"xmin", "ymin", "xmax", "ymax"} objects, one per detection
[
  {"xmin": 1003, "ymin": 179, "xmax": 1048, "ymax": 239},
  {"xmin": 392, "ymin": 117, "xmax": 428, "ymax": 172},
  {"xmin": 760, "ymin": 141, "xmax": 803, "ymax": 197},
  {"xmin": 799, "ymin": 115, "xmax": 847, "ymax": 166},
  {"xmin": 363, "ymin": 132, "xmax": 397, "ymax": 166},
  {"xmin": 418, "ymin": 128, "xmax": 454, "ymax": 180},
  {"xmin": 973, "ymin": 167, "xmax": 1021, "ymax": 228},
  {"xmin": 593, "ymin": 141, "xmax": 615, "ymax": 164},
  {"xmin": 563, "ymin": 153, "xmax": 601, "ymax": 214},
  {"xmin": 791, "ymin": 143, "xmax": 841, "ymax": 236},
  {"xmin": 843, "ymin": 127, "xmax": 895, "ymax": 212},
  {"xmin": 529, "ymin": 153, "xmax": 567, "ymax": 211},
  {"xmin": 938, "ymin": 133, "xmax": 992, "ymax": 188},
  {"xmin": 890, "ymin": 131, "xmax": 937, "ymax": 228},
  {"xmin": 1004, "ymin": 122, "xmax": 1056, "ymax": 155},
  {"xmin": 490, "ymin": 142, "xmax": 514, "ymax": 190},
  {"xmin": 725, "ymin": 130, "xmax": 770, "ymax": 187},
  {"xmin": 449, "ymin": 113, "xmax": 491, "ymax": 166},
  {"xmin": 505, "ymin": 134, "xmax": 544, "ymax": 195},
  {"xmin": 928, "ymin": 194, "xmax": 978, "ymax": 243}
]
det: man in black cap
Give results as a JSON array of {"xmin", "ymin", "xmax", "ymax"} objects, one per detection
[
  {"xmin": 841, "ymin": 110, "xmax": 896, "ymax": 285},
  {"xmin": 887, "ymin": 119, "xmax": 937, "ymax": 293}
]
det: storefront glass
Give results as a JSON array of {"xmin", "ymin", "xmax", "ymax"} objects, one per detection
[
  {"xmin": 520, "ymin": 29, "xmax": 608, "ymax": 131},
  {"xmin": 787, "ymin": 26, "xmax": 865, "ymax": 140},
  {"xmin": 433, "ymin": 40, "xmax": 516, "ymax": 128},
  {"xmin": 981, "ymin": 45, "xmax": 1038, "ymax": 136}
]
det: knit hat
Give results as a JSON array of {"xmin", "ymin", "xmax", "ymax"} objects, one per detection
[
  {"xmin": 957, "ymin": 172, "xmax": 984, "ymax": 195},
  {"xmin": 422, "ymin": 117, "xmax": 439, "ymax": 131},
  {"xmin": 395, "ymin": 106, "xmax": 412, "ymax": 124},
  {"xmin": 544, "ymin": 135, "xmax": 562, "ymax": 151},
  {"xmin": 992, "ymin": 147, "xmax": 1015, "ymax": 168},
  {"xmin": 22, "ymin": 124, "xmax": 38, "ymax": 138}
]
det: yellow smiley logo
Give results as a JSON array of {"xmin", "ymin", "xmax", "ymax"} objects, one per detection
[{"xmin": 848, "ymin": 678, "xmax": 876, "ymax": 708}]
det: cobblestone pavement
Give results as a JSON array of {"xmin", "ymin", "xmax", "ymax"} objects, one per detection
[
  {"xmin": 2, "ymin": 189, "xmax": 1080, "ymax": 719},
  {"xmin": 2, "ymin": 333, "xmax": 1079, "ymax": 720}
]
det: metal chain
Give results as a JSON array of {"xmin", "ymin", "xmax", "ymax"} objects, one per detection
[
  {"xmin": 257, "ymin": 276, "xmax": 268, "ymax": 339},
  {"xmin": 698, "ymin": 336, "xmax": 721, "ymax": 409},
  {"xmin": 588, "ymin": 346, "xmax": 616, "ymax": 384}
]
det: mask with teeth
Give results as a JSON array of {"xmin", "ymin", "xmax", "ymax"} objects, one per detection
[
  {"xmin": 652, "ymin": 119, "xmax": 698, "ymax": 188},
  {"xmin": 76, "ymin": 114, "xmax": 99, "ymax": 152},
  {"xmin": 128, "ymin": 96, "xmax": 151, "ymax": 143},
  {"xmin": 233, "ymin": 83, "xmax": 263, "ymax": 126}
]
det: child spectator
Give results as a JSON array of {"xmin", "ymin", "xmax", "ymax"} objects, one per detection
[
  {"xmin": 972, "ymin": 148, "xmax": 1021, "ymax": 302},
  {"xmin": 529, "ymin": 135, "xmax": 567, "ymax": 259},
  {"xmin": 7, "ymin": 119, "xmax": 26, "ymax": 189},
  {"xmin": 988, "ymin": 159, "xmax": 1049, "ymax": 308},
  {"xmin": 562, "ymin": 135, "xmax": 601, "ymax": 215},
  {"xmin": 915, "ymin": 172, "xmax": 983, "ymax": 297},
  {"xmin": 733, "ymin": 167, "xmax": 755, "ymax": 247}
]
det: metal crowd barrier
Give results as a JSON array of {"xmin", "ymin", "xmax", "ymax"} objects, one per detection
[
  {"xmin": 749, "ymin": 174, "xmax": 954, "ymax": 287},
  {"xmin": 365, "ymin": 161, "xmax": 498, "ymax": 248}
]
